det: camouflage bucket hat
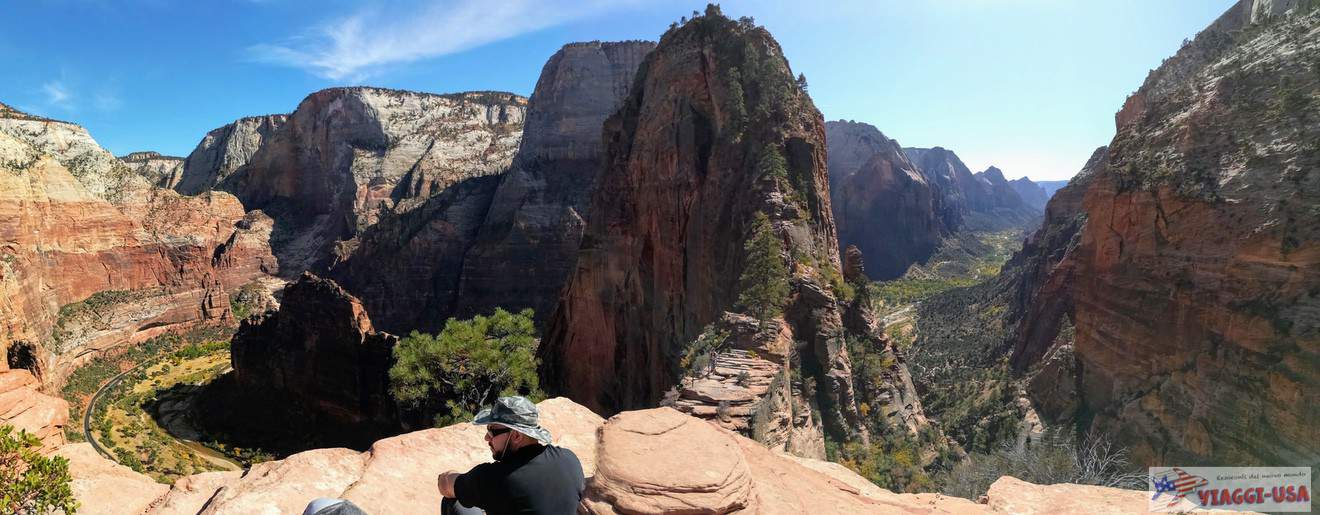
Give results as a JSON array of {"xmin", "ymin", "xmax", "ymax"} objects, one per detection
[{"xmin": 472, "ymin": 396, "xmax": 552, "ymax": 446}]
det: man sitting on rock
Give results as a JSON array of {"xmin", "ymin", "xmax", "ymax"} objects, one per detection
[{"xmin": 437, "ymin": 396, "xmax": 585, "ymax": 515}]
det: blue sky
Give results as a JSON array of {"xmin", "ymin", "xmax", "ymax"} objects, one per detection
[{"xmin": 0, "ymin": 0, "xmax": 1230, "ymax": 181}]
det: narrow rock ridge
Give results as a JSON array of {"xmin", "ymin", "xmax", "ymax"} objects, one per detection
[{"xmin": 541, "ymin": 11, "xmax": 867, "ymax": 450}]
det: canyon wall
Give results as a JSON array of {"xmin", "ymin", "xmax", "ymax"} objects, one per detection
[
  {"xmin": 1012, "ymin": 1, "xmax": 1320, "ymax": 465},
  {"xmin": 825, "ymin": 120, "xmax": 947, "ymax": 280}
]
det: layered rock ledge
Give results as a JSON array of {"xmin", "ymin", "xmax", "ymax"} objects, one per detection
[{"xmin": 57, "ymin": 398, "xmax": 1159, "ymax": 514}]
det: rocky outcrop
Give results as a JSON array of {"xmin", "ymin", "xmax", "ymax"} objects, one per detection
[
  {"xmin": 119, "ymin": 151, "xmax": 185, "ymax": 189},
  {"xmin": 58, "ymin": 397, "xmax": 1155, "ymax": 514},
  {"xmin": 0, "ymin": 368, "xmax": 68, "ymax": 449},
  {"xmin": 1008, "ymin": 177, "xmax": 1048, "ymax": 211},
  {"xmin": 1014, "ymin": 2, "xmax": 1320, "ymax": 465},
  {"xmin": 541, "ymin": 11, "xmax": 866, "ymax": 451},
  {"xmin": 0, "ymin": 122, "xmax": 276, "ymax": 387},
  {"xmin": 330, "ymin": 42, "xmax": 654, "ymax": 333},
  {"xmin": 229, "ymin": 273, "xmax": 399, "ymax": 445},
  {"xmin": 0, "ymin": 107, "xmax": 148, "ymax": 203},
  {"xmin": 175, "ymin": 115, "xmax": 286, "ymax": 195},
  {"xmin": 662, "ymin": 313, "xmax": 827, "ymax": 458},
  {"xmin": 56, "ymin": 443, "xmax": 170, "ymax": 515},
  {"xmin": 826, "ymin": 120, "xmax": 946, "ymax": 280},
  {"xmin": 220, "ymin": 88, "xmax": 526, "ymax": 274}
]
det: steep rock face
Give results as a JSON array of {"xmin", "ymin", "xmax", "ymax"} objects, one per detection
[
  {"xmin": 119, "ymin": 151, "xmax": 185, "ymax": 189},
  {"xmin": 221, "ymin": 88, "xmax": 526, "ymax": 274},
  {"xmin": 904, "ymin": 148, "xmax": 1039, "ymax": 231},
  {"xmin": 0, "ymin": 126, "xmax": 275, "ymax": 387},
  {"xmin": 1004, "ymin": 147, "xmax": 1107, "ymax": 371},
  {"xmin": 826, "ymin": 120, "xmax": 946, "ymax": 280},
  {"xmin": 541, "ymin": 11, "xmax": 865, "ymax": 447},
  {"xmin": 59, "ymin": 397, "xmax": 1154, "ymax": 514},
  {"xmin": 1017, "ymin": 2, "xmax": 1320, "ymax": 465},
  {"xmin": 454, "ymin": 41, "xmax": 655, "ymax": 324},
  {"xmin": 331, "ymin": 42, "xmax": 653, "ymax": 333},
  {"xmin": 328, "ymin": 175, "xmax": 501, "ymax": 334},
  {"xmin": 176, "ymin": 115, "xmax": 287, "ymax": 195},
  {"xmin": 1008, "ymin": 177, "xmax": 1048, "ymax": 211},
  {"xmin": 229, "ymin": 273, "xmax": 399, "ymax": 445},
  {"xmin": 903, "ymin": 147, "xmax": 969, "ymax": 231}
]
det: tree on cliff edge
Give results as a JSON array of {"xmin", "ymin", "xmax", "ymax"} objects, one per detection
[
  {"xmin": 0, "ymin": 425, "xmax": 77, "ymax": 514},
  {"xmin": 389, "ymin": 308, "xmax": 543, "ymax": 427},
  {"xmin": 738, "ymin": 212, "xmax": 790, "ymax": 322}
]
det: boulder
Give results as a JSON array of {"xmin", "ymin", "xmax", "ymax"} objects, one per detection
[{"xmin": 55, "ymin": 443, "xmax": 169, "ymax": 515}]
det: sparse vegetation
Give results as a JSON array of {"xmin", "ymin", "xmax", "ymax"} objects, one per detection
[{"xmin": 940, "ymin": 429, "xmax": 1145, "ymax": 499}]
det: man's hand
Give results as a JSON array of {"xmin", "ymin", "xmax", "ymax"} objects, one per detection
[{"xmin": 437, "ymin": 470, "xmax": 462, "ymax": 498}]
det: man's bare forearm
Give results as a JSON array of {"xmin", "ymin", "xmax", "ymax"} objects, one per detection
[{"xmin": 437, "ymin": 471, "xmax": 461, "ymax": 498}]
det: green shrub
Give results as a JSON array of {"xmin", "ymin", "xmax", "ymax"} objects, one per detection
[
  {"xmin": 389, "ymin": 308, "xmax": 543, "ymax": 427},
  {"xmin": 1, "ymin": 425, "xmax": 78, "ymax": 514}
]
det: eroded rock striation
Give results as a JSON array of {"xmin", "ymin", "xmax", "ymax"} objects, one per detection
[
  {"xmin": 1011, "ymin": 1, "xmax": 1320, "ymax": 465},
  {"xmin": 220, "ymin": 88, "xmax": 526, "ymax": 274},
  {"xmin": 0, "ymin": 115, "xmax": 276, "ymax": 388},
  {"xmin": 826, "ymin": 120, "xmax": 947, "ymax": 280},
  {"xmin": 176, "ymin": 115, "xmax": 287, "ymax": 195}
]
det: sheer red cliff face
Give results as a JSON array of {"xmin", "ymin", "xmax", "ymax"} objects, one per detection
[
  {"xmin": 0, "ymin": 131, "xmax": 275, "ymax": 388},
  {"xmin": 541, "ymin": 13, "xmax": 863, "ymax": 441},
  {"xmin": 1013, "ymin": 2, "xmax": 1320, "ymax": 465}
]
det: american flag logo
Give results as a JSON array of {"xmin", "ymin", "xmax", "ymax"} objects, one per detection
[{"xmin": 1151, "ymin": 468, "xmax": 1210, "ymax": 508}]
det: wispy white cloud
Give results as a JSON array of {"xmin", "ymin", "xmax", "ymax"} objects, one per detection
[
  {"xmin": 94, "ymin": 92, "xmax": 123, "ymax": 112},
  {"xmin": 248, "ymin": 0, "xmax": 625, "ymax": 81},
  {"xmin": 42, "ymin": 81, "xmax": 72, "ymax": 109}
]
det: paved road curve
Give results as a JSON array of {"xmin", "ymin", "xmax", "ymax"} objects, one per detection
[{"xmin": 82, "ymin": 360, "xmax": 152, "ymax": 460}]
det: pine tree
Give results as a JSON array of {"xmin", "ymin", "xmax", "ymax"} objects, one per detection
[
  {"xmin": 738, "ymin": 212, "xmax": 790, "ymax": 321},
  {"xmin": 757, "ymin": 144, "xmax": 788, "ymax": 181}
]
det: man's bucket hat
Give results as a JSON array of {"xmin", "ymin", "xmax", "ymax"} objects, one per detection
[{"xmin": 472, "ymin": 396, "xmax": 552, "ymax": 446}]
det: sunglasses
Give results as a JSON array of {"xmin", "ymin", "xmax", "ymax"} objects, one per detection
[{"xmin": 486, "ymin": 426, "xmax": 513, "ymax": 437}]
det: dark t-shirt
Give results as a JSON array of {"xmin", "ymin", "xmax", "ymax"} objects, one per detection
[{"xmin": 454, "ymin": 444, "xmax": 585, "ymax": 515}]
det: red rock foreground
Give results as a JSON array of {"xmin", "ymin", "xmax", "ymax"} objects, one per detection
[{"xmin": 56, "ymin": 398, "xmax": 1156, "ymax": 514}]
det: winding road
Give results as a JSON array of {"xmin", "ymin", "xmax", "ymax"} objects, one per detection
[
  {"xmin": 81, "ymin": 358, "xmax": 241, "ymax": 471},
  {"xmin": 82, "ymin": 359, "xmax": 152, "ymax": 460}
]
